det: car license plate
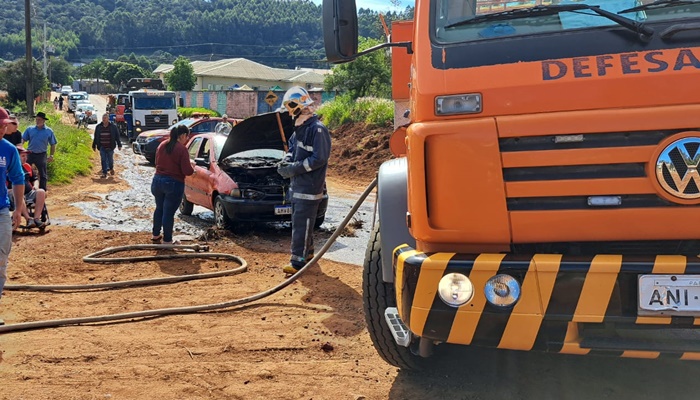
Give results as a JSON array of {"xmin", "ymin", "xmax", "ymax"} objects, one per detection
[
  {"xmin": 638, "ymin": 275, "xmax": 700, "ymax": 316},
  {"xmin": 274, "ymin": 205, "xmax": 292, "ymax": 215}
]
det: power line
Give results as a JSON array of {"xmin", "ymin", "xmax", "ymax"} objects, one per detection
[{"xmin": 76, "ymin": 42, "xmax": 321, "ymax": 51}]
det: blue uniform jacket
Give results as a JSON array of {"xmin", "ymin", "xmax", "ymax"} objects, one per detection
[{"xmin": 283, "ymin": 115, "xmax": 331, "ymax": 201}]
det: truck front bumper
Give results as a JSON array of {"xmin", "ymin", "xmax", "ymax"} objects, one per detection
[{"xmin": 394, "ymin": 245, "xmax": 700, "ymax": 359}]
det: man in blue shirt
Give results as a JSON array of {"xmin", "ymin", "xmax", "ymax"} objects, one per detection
[
  {"xmin": 0, "ymin": 107, "xmax": 26, "ymax": 325},
  {"xmin": 22, "ymin": 111, "xmax": 57, "ymax": 191}
]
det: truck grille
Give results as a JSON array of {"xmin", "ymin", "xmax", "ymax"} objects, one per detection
[
  {"xmin": 501, "ymin": 129, "xmax": 694, "ymax": 211},
  {"xmin": 145, "ymin": 115, "xmax": 170, "ymax": 129}
]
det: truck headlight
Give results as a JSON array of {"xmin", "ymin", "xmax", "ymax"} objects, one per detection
[
  {"xmin": 435, "ymin": 94, "xmax": 481, "ymax": 115},
  {"xmin": 438, "ymin": 273, "xmax": 474, "ymax": 307},
  {"xmin": 172, "ymin": 119, "xmax": 178, "ymax": 125},
  {"xmin": 135, "ymin": 120, "xmax": 141, "ymax": 126},
  {"xmin": 484, "ymin": 274, "xmax": 520, "ymax": 307}
]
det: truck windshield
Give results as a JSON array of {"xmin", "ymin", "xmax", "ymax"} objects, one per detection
[
  {"xmin": 132, "ymin": 95, "xmax": 176, "ymax": 110},
  {"xmin": 434, "ymin": 0, "xmax": 700, "ymax": 43}
]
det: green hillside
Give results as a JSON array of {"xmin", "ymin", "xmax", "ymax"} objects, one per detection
[{"xmin": 0, "ymin": 0, "xmax": 413, "ymax": 69}]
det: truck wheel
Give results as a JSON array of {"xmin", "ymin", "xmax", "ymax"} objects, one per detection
[
  {"xmin": 363, "ymin": 223, "xmax": 425, "ymax": 370},
  {"xmin": 214, "ymin": 196, "xmax": 233, "ymax": 230},
  {"xmin": 179, "ymin": 194, "xmax": 193, "ymax": 216}
]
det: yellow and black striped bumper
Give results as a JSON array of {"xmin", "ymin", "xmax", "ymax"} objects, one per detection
[{"xmin": 394, "ymin": 245, "xmax": 700, "ymax": 360}]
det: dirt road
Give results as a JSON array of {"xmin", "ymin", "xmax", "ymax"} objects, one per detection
[{"xmin": 2, "ymin": 114, "xmax": 700, "ymax": 399}]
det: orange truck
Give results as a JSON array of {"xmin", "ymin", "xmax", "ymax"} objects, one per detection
[{"xmin": 323, "ymin": 0, "xmax": 700, "ymax": 369}]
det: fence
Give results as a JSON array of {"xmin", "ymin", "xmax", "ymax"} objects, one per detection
[{"xmin": 178, "ymin": 90, "xmax": 334, "ymax": 119}]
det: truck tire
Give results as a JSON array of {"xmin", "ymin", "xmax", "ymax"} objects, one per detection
[
  {"xmin": 179, "ymin": 194, "xmax": 193, "ymax": 216},
  {"xmin": 214, "ymin": 196, "xmax": 233, "ymax": 230},
  {"xmin": 363, "ymin": 222, "xmax": 425, "ymax": 370}
]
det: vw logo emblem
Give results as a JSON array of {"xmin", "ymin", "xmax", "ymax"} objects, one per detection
[
  {"xmin": 154, "ymin": 116, "xmax": 160, "ymax": 123},
  {"xmin": 656, "ymin": 137, "xmax": 700, "ymax": 200}
]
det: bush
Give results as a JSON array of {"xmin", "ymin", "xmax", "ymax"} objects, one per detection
[
  {"xmin": 317, "ymin": 95, "xmax": 393, "ymax": 129},
  {"xmin": 178, "ymin": 107, "xmax": 220, "ymax": 118}
]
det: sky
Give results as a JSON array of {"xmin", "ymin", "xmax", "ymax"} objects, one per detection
[{"xmin": 310, "ymin": 0, "xmax": 409, "ymax": 12}]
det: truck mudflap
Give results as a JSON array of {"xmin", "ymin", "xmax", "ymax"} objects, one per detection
[{"xmin": 393, "ymin": 245, "xmax": 700, "ymax": 359}]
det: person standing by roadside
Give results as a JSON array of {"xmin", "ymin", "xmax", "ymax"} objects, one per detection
[
  {"xmin": 276, "ymin": 86, "xmax": 331, "ymax": 275},
  {"xmin": 58, "ymin": 96, "xmax": 64, "ymax": 111},
  {"xmin": 22, "ymin": 112, "xmax": 57, "ymax": 191},
  {"xmin": 150, "ymin": 125, "xmax": 194, "ymax": 245},
  {"xmin": 0, "ymin": 107, "xmax": 26, "ymax": 324},
  {"xmin": 215, "ymin": 114, "xmax": 233, "ymax": 134},
  {"xmin": 4, "ymin": 114, "xmax": 22, "ymax": 146},
  {"xmin": 92, "ymin": 113, "xmax": 122, "ymax": 179}
]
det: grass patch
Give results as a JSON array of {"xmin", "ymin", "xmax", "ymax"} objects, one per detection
[
  {"xmin": 317, "ymin": 95, "xmax": 393, "ymax": 130},
  {"xmin": 16, "ymin": 103, "xmax": 93, "ymax": 185}
]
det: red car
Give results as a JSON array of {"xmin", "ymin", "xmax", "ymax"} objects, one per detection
[
  {"xmin": 179, "ymin": 112, "xmax": 328, "ymax": 229},
  {"xmin": 133, "ymin": 115, "xmax": 228, "ymax": 164}
]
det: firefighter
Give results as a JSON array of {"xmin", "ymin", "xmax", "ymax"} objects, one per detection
[{"xmin": 277, "ymin": 87, "xmax": 331, "ymax": 275}]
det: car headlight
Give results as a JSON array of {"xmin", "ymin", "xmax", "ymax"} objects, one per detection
[
  {"xmin": 438, "ymin": 273, "xmax": 474, "ymax": 307},
  {"xmin": 435, "ymin": 94, "xmax": 482, "ymax": 116},
  {"xmin": 484, "ymin": 274, "xmax": 521, "ymax": 307}
]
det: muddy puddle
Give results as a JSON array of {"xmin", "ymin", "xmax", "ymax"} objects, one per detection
[{"xmin": 59, "ymin": 147, "xmax": 376, "ymax": 266}]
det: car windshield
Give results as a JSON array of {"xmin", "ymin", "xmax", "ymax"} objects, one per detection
[
  {"xmin": 434, "ymin": 0, "xmax": 700, "ymax": 43},
  {"xmin": 132, "ymin": 95, "xmax": 176, "ymax": 110}
]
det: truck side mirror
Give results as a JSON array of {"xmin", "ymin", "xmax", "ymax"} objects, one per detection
[{"xmin": 322, "ymin": 0, "xmax": 359, "ymax": 63}]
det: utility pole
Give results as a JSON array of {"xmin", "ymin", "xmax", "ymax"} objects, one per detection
[
  {"xmin": 24, "ymin": 0, "xmax": 34, "ymax": 117},
  {"xmin": 43, "ymin": 22, "xmax": 47, "ymax": 76}
]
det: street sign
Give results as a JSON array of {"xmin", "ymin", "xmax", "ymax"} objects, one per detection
[{"xmin": 265, "ymin": 91, "xmax": 278, "ymax": 107}]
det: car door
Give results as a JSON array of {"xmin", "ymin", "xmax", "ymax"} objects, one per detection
[
  {"xmin": 185, "ymin": 137, "xmax": 207, "ymax": 206},
  {"xmin": 189, "ymin": 135, "xmax": 216, "ymax": 209}
]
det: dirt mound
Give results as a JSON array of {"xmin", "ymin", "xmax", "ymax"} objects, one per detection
[{"xmin": 327, "ymin": 122, "xmax": 394, "ymax": 184}]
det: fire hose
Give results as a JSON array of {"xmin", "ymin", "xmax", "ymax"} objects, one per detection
[{"xmin": 0, "ymin": 178, "xmax": 377, "ymax": 334}]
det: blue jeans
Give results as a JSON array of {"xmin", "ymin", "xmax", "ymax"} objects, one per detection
[
  {"xmin": 151, "ymin": 175, "xmax": 185, "ymax": 243},
  {"xmin": 0, "ymin": 209, "xmax": 12, "ymax": 300},
  {"xmin": 99, "ymin": 148, "xmax": 115, "ymax": 174}
]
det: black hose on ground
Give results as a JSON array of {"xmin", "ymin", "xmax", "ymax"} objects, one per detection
[{"xmin": 0, "ymin": 178, "xmax": 378, "ymax": 334}]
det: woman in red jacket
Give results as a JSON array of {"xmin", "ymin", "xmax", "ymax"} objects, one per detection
[{"xmin": 150, "ymin": 125, "xmax": 194, "ymax": 244}]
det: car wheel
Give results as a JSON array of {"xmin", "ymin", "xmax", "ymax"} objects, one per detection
[
  {"xmin": 214, "ymin": 196, "xmax": 233, "ymax": 229},
  {"xmin": 179, "ymin": 194, "xmax": 194, "ymax": 216}
]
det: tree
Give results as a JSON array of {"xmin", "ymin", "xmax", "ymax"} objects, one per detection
[
  {"xmin": 323, "ymin": 37, "xmax": 391, "ymax": 99},
  {"xmin": 50, "ymin": 57, "xmax": 73, "ymax": 85},
  {"xmin": 0, "ymin": 58, "xmax": 48, "ymax": 103},
  {"xmin": 102, "ymin": 61, "xmax": 150, "ymax": 87},
  {"xmin": 113, "ymin": 64, "xmax": 151, "ymax": 87},
  {"xmin": 164, "ymin": 56, "xmax": 195, "ymax": 91}
]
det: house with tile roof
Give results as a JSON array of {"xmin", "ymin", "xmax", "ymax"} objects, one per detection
[{"xmin": 154, "ymin": 58, "xmax": 329, "ymax": 92}]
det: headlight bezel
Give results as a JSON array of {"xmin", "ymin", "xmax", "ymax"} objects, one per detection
[{"xmin": 435, "ymin": 93, "xmax": 482, "ymax": 116}]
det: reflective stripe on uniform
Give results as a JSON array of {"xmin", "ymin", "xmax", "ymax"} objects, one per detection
[
  {"xmin": 292, "ymin": 192, "xmax": 324, "ymax": 201},
  {"xmin": 303, "ymin": 159, "xmax": 312, "ymax": 172},
  {"xmin": 299, "ymin": 143, "xmax": 314, "ymax": 152}
]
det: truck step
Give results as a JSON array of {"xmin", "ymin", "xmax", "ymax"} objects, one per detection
[{"xmin": 384, "ymin": 307, "xmax": 411, "ymax": 347}]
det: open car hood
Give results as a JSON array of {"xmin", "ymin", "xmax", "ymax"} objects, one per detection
[{"xmin": 219, "ymin": 111, "xmax": 294, "ymax": 160}]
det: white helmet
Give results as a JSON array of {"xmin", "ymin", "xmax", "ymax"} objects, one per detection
[{"xmin": 282, "ymin": 86, "xmax": 314, "ymax": 118}]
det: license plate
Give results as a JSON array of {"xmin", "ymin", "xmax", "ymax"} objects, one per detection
[
  {"xmin": 638, "ymin": 275, "xmax": 700, "ymax": 316},
  {"xmin": 274, "ymin": 205, "xmax": 292, "ymax": 215}
]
